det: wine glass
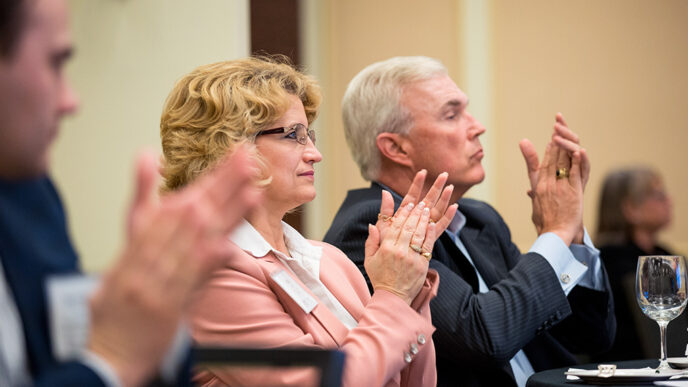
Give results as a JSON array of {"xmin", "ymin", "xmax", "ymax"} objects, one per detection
[{"xmin": 636, "ymin": 255, "xmax": 688, "ymax": 371}]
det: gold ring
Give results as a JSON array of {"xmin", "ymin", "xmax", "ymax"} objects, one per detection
[
  {"xmin": 377, "ymin": 213, "xmax": 393, "ymax": 223},
  {"xmin": 409, "ymin": 244, "xmax": 422, "ymax": 253},
  {"xmin": 421, "ymin": 251, "xmax": 432, "ymax": 261},
  {"xmin": 556, "ymin": 167, "xmax": 569, "ymax": 179}
]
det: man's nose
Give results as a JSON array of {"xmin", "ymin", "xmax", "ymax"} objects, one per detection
[{"xmin": 465, "ymin": 111, "xmax": 486, "ymax": 138}]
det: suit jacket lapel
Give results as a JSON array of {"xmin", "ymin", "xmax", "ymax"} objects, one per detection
[
  {"xmin": 318, "ymin": 257, "xmax": 366, "ymax": 322},
  {"xmin": 436, "ymin": 233, "xmax": 479, "ymax": 293},
  {"xmin": 459, "ymin": 219, "xmax": 505, "ymax": 289},
  {"xmin": 257, "ymin": 254, "xmax": 351, "ymax": 347},
  {"xmin": 0, "ymin": 177, "xmax": 81, "ymax": 375}
]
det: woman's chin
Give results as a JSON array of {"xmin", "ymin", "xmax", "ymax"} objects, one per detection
[
  {"xmin": 283, "ymin": 191, "xmax": 317, "ymax": 212},
  {"xmin": 301, "ymin": 190, "xmax": 317, "ymax": 204}
]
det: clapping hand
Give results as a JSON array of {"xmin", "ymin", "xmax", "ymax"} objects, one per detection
[
  {"xmin": 364, "ymin": 170, "xmax": 457, "ymax": 305},
  {"xmin": 519, "ymin": 113, "xmax": 589, "ymax": 244},
  {"xmin": 88, "ymin": 146, "xmax": 260, "ymax": 386}
]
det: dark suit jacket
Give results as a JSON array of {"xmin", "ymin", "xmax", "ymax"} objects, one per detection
[
  {"xmin": 0, "ymin": 177, "xmax": 105, "ymax": 386},
  {"xmin": 323, "ymin": 183, "xmax": 616, "ymax": 387},
  {"xmin": 0, "ymin": 177, "xmax": 192, "ymax": 387}
]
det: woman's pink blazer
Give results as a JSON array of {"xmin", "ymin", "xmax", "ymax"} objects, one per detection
[{"xmin": 190, "ymin": 239, "xmax": 438, "ymax": 387}]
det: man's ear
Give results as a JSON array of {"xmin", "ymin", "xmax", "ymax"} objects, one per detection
[{"xmin": 376, "ymin": 132, "xmax": 413, "ymax": 168}]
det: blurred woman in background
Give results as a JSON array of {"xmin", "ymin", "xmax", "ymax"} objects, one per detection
[{"xmin": 594, "ymin": 166, "xmax": 679, "ymax": 361}]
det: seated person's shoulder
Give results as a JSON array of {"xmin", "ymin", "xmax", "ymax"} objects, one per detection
[
  {"xmin": 307, "ymin": 240, "xmax": 367, "ymax": 283},
  {"xmin": 309, "ymin": 240, "xmax": 350, "ymax": 262},
  {"xmin": 457, "ymin": 197, "xmax": 504, "ymax": 224},
  {"xmin": 341, "ymin": 187, "xmax": 384, "ymax": 212},
  {"xmin": 325, "ymin": 187, "xmax": 381, "ymax": 243}
]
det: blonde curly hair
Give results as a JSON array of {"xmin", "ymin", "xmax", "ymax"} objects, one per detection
[{"xmin": 159, "ymin": 56, "xmax": 321, "ymax": 192}]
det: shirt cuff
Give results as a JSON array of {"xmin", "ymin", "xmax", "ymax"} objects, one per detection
[
  {"xmin": 529, "ymin": 232, "xmax": 588, "ymax": 295},
  {"xmin": 569, "ymin": 228, "xmax": 605, "ymax": 290},
  {"xmin": 159, "ymin": 323, "xmax": 192, "ymax": 382},
  {"xmin": 80, "ymin": 350, "xmax": 123, "ymax": 387}
]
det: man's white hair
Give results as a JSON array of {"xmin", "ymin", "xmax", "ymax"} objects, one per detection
[{"xmin": 341, "ymin": 56, "xmax": 448, "ymax": 181}]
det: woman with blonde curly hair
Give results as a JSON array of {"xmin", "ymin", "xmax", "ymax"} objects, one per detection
[{"xmin": 159, "ymin": 56, "xmax": 457, "ymax": 386}]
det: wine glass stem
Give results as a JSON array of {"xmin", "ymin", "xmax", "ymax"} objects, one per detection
[{"xmin": 658, "ymin": 320, "xmax": 670, "ymax": 370}]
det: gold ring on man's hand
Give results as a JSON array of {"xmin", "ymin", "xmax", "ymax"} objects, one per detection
[
  {"xmin": 377, "ymin": 213, "xmax": 393, "ymax": 223},
  {"xmin": 421, "ymin": 251, "xmax": 432, "ymax": 261},
  {"xmin": 556, "ymin": 167, "xmax": 569, "ymax": 179},
  {"xmin": 409, "ymin": 244, "xmax": 422, "ymax": 253}
]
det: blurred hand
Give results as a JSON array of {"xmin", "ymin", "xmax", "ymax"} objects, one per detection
[
  {"xmin": 364, "ymin": 170, "xmax": 457, "ymax": 305},
  {"xmin": 87, "ymin": 147, "xmax": 260, "ymax": 387}
]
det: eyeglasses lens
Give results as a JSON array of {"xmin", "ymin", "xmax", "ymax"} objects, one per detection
[{"xmin": 295, "ymin": 125, "xmax": 315, "ymax": 145}]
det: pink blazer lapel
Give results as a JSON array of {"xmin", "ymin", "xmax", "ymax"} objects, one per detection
[
  {"xmin": 256, "ymin": 254, "xmax": 351, "ymax": 347},
  {"xmin": 318, "ymin": 256, "xmax": 367, "ymax": 322}
]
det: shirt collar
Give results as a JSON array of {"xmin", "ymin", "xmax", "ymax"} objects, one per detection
[
  {"xmin": 230, "ymin": 220, "xmax": 273, "ymax": 257},
  {"xmin": 447, "ymin": 209, "xmax": 467, "ymax": 236},
  {"xmin": 230, "ymin": 219, "xmax": 323, "ymax": 277}
]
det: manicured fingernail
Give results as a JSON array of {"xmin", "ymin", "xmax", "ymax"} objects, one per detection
[
  {"xmin": 417, "ymin": 201, "xmax": 426, "ymax": 210},
  {"xmin": 423, "ymin": 207, "xmax": 430, "ymax": 214},
  {"xmin": 406, "ymin": 203, "xmax": 414, "ymax": 210}
]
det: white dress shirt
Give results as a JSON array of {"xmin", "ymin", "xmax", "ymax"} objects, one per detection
[
  {"xmin": 0, "ymin": 258, "xmax": 30, "ymax": 387},
  {"xmin": 231, "ymin": 220, "xmax": 359, "ymax": 329}
]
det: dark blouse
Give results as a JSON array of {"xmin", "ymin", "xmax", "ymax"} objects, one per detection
[{"xmin": 593, "ymin": 242, "xmax": 687, "ymax": 362}]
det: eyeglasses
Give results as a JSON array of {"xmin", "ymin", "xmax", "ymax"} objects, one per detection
[{"xmin": 255, "ymin": 123, "xmax": 315, "ymax": 146}]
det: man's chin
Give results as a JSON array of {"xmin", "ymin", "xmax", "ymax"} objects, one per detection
[{"xmin": 472, "ymin": 167, "xmax": 486, "ymax": 184}]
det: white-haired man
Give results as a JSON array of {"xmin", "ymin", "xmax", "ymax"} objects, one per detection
[{"xmin": 324, "ymin": 56, "xmax": 615, "ymax": 387}]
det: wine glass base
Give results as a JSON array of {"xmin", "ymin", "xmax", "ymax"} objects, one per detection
[{"xmin": 657, "ymin": 359, "xmax": 671, "ymax": 372}]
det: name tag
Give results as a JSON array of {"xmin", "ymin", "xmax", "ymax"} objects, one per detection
[
  {"xmin": 46, "ymin": 274, "xmax": 189, "ymax": 381},
  {"xmin": 46, "ymin": 274, "xmax": 99, "ymax": 361},
  {"xmin": 270, "ymin": 269, "xmax": 317, "ymax": 314}
]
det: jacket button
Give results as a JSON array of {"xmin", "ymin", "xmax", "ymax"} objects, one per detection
[
  {"xmin": 410, "ymin": 343, "xmax": 419, "ymax": 355},
  {"xmin": 417, "ymin": 334, "xmax": 426, "ymax": 345},
  {"xmin": 404, "ymin": 352, "xmax": 413, "ymax": 363}
]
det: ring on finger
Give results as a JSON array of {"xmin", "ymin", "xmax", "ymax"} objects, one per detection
[
  {"xmin": 409, "ymin": 244, "xmax": 422, "ymax": 253},
  {"xmin": 421, "ymin": 250, "xmax": 432, "ymax": 261},
  {"xmin": 377, "ymin": 213, "xmax": 393, "ymax": 223},
  {"xmin": 556, "ymin": 167, "xmax": 569, "ymax": 179}
]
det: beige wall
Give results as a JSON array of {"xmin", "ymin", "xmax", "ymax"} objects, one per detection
[
  {"xmin": 59, "ymin": 0, "xmax": 688, "ymax": 270},
  {"xmin": 306, "ymin": 0, "xmax": 688, "ymax": 253},
  {"xmin": 491, "ymin": 0, "xmax": 688, "ymax": 253},
  {"xmin": 55, "ymin": 0, "xmax": 249, "ymax": 272}
]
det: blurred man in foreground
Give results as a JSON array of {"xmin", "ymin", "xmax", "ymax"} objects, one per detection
[
  {"xmin": 0, "ymin": 0, "xmax": 259, "ymax": 385},
  {"xmin": 324, "ymin": 56, "xmax": 616, "ymax": 387}
]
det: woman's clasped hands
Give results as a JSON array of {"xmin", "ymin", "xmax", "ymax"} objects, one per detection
[{"xmin": 364, "ymin": 170, "xmax": 457, "ymax": 305}]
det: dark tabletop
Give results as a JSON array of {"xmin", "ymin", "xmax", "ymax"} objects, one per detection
[{"xmin": 526, "ymin": 359, "xmax": 665, "ymax": 387}]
